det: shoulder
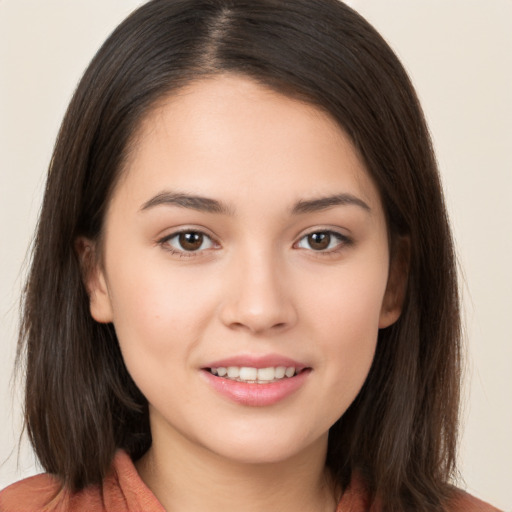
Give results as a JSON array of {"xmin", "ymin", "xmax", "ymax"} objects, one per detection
[
  {"xmin": 0, "ymin": 472, "xmax": 112, "ymax": 512},
  {"xmin": 334, "ymin": 478, "xmax": 503, "ymax": 512},
  {"xmin": 0, "ymin": 451, "xmax": 164, "ymax": 512},
  {"xmin": 0, "ymin": 473, "xmax": 66, "ymax": 512},
  {"xmin": 0, "ymin": 474, "xmax": 124, "ymax": 512},
  {"xmin": 448, "ymin": 488, "xmax": 503, "ymax": 512}
]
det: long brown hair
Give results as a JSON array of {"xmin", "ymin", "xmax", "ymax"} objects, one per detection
[{"xmin": 18, "ymin": 1, "xmax": 461, "ymax": 509}]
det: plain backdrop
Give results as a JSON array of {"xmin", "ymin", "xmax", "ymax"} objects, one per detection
[{"xmin": 1, "ymin": 1, "xmax": 511, "ymax": 509}]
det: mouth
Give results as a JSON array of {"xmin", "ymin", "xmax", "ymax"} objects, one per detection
[
  {"xmin": 206, "ymin": 366, "xmax": 305, "ymax": 384},
  {"xmin": 202, "ymin": 358, "xmax": 311, "ymax": 406}
]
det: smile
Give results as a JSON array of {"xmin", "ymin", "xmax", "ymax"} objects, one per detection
[
  {"xmin": 202, "ymin": 355, "xmax": 311, "ymax": 406},
  {"xmin": 208, "ymin": 366, "xmax": 298, "ymax": 383}
]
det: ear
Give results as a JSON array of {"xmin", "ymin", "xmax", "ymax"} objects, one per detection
[
  {"xmin": 75, "ymin": 237, "xmax": 114, "ymax": 323},
  {"xmin": 379, "ymin": 236, "xmax": 410, "ymax": 329}
]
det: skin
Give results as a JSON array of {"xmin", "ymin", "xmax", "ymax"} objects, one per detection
[{"xmin": 84, "ymin": 74, "xmax": 405, "ymax": 512}]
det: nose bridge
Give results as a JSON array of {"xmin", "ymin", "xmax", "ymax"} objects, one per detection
[{"xmin": 219, "ymin": 241, "xmax": 296, "ymax": 334}]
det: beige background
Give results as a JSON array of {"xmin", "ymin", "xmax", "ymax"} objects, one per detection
[{"xmin": 1, "ymin": 1, "xmax": 511, "ymax": 509}]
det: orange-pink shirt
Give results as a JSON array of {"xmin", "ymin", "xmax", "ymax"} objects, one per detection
[{"xmin": 0, "ymin": 451, "xmax": 502, "ymax": 511}]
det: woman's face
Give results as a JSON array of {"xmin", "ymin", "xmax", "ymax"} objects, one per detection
[{"xmin": 87, "ymin": 75, "xmax": 403, "ymax": 465}]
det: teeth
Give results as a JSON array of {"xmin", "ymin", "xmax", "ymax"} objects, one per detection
[
  {"xmin": 285, "ymin": 367, "xmax": 295, "ymax": 378},
  {"xmin": 209, "ymin": 366, "xmax": 298, "ymax": 383},
  {"xmin": 239, "ymin": 367, "xmax": 257, "ymax": 381},
  {"xmin": 275, "ymin": 366, "xmax": 286, "ymax": 378},
  {"xmin": 257, "ymin": 367, "xmax": 275, "ymax": 381},
  {"xmin": 227, "ymin": 367, "xmax": 240, "ymax": 378}
]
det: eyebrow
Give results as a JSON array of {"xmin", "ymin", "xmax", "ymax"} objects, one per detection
[
  {"xmin": 140, "ymin": 190, "xmax": 370, "ymax": 215},
  {"xmin": 140, "ymin": 191, "xmax": 232, "ymax": 215},
  {"xmin": 291, "ymin": 193, "xmax": 371, "ymax": 214}
]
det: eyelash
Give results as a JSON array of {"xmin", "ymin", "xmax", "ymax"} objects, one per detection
[
  {"xmin": 157, "ymin": 229, "xmax": 352, "ymax": 257},
  {"xmin": 158, "ymin": 229, "xmax": 218, "ymax": 258},
  {"xmin": 294, "ymin": 230, "xmax": 352, "ymax": 254}
]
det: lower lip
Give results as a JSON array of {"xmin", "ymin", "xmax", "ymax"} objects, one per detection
[{"xmin": 202, "ymin": 369, "xmax": 311, "ymax": 407}]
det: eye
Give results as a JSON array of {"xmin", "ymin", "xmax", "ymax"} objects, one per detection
[
  {"xmin": 295, "ymin": 230, "xmax": 349, "ymax": 252},
  {"xmin": 160, "ymin": 230, "xmax": 216, "ymax": 253}
]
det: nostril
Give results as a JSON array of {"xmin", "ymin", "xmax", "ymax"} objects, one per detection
[
  {"xmin": 219, "ymin": 290, "xmax": 297, "ymax": 334},
  {"xmin": 228, "ymin": 320, "xmax": 289, "ymax": 333}
]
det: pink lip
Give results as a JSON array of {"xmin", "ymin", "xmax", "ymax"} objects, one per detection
[
  {"xmin": 200, "ymin": 354, "xmax": 311, "ymax": 407},
  {"xmin": 203, "ymin": 354, "xmax": 308, "ymax": 371}
]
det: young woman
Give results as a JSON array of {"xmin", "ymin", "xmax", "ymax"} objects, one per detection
[{"xmin": 0, "ymin": 1, "xmax": 502, "ymax": 511}]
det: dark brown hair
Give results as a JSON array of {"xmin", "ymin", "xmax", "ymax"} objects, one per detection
[{"xmin": 18, "ymin": 1, "xmax": 461, "ymax": 510}]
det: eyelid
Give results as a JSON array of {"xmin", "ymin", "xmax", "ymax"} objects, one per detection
[
  {"xmin": 157, "ymin": 227, "xmax": 220, "ymax": 255},
  {"xmin": 294, "ymin": 228, "xmax": 352, "ymax": 252},
  {"xmin": 156, "ymin": 226, "xmax": 352, "ymax": 256}
]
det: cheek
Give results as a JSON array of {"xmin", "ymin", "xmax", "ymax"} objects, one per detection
[
  {"xmin": 105, "ymin": 255, "xmax": 217, "ymax": 370},
  {"xmin": 106, "ymin": 267, "xmax": 216, "ymax": 407},
  {"xmin": 303, "ymin": 253, "xmax": 389, "ymax": 338},
  {"xmin": 320, "ymin": 284, "xmax": 381, "ymax": 378},
  {"xmin": 300, "ymin": 254, "xmax": 388, "ymax": 406}
]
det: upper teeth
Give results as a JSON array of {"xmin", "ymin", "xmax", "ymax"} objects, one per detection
[{"xmin": 210, "ymin": 366, "xmax": 297, "ymax": 383}]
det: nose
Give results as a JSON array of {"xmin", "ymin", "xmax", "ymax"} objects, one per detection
[{"xmin": 218, "ymin": 248, "xmax": 297, "ymax": 335}]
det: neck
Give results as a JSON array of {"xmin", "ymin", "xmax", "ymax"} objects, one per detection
[{"xmin": 136, "ymin": 423, "xmax": 336, "ymax": 512}]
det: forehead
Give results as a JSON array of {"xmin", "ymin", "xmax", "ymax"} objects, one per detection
[{"xmin": 114, "ymin": 74, "xmax": 381, "ymax": 214}]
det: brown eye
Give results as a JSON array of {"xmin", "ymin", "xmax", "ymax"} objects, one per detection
[
  {"xmin": 296, "ymin": 230, "xmax": 349, "ymax": 252},
  {"xmin": 161, "ymin": 230, "xmax": 216, "ymax": 254},
  {"xmin": 178, "ymin": 232, "xmax": 204, "ymax": 251},
  {"xmin": 307, "ymin": 232, "xmax": 331, "ymax": 250}
]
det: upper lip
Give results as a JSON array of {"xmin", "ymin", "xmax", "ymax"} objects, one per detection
[{"xmin": 203, "ymin": 354, "xmax": 309, "ymax": 371}]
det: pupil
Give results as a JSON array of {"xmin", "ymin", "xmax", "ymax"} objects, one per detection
[
  {"xmin": 179, "ymin": 232, "xmax": 203, "ymax": 251},
  {"xmin": 308, "ymin": 232, "xmax": 330, "ymax": 250}
]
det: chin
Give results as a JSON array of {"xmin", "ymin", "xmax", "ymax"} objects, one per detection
[{"xmin": 196, "ymin": 425, "xmax": 328, "ymax": 466}]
